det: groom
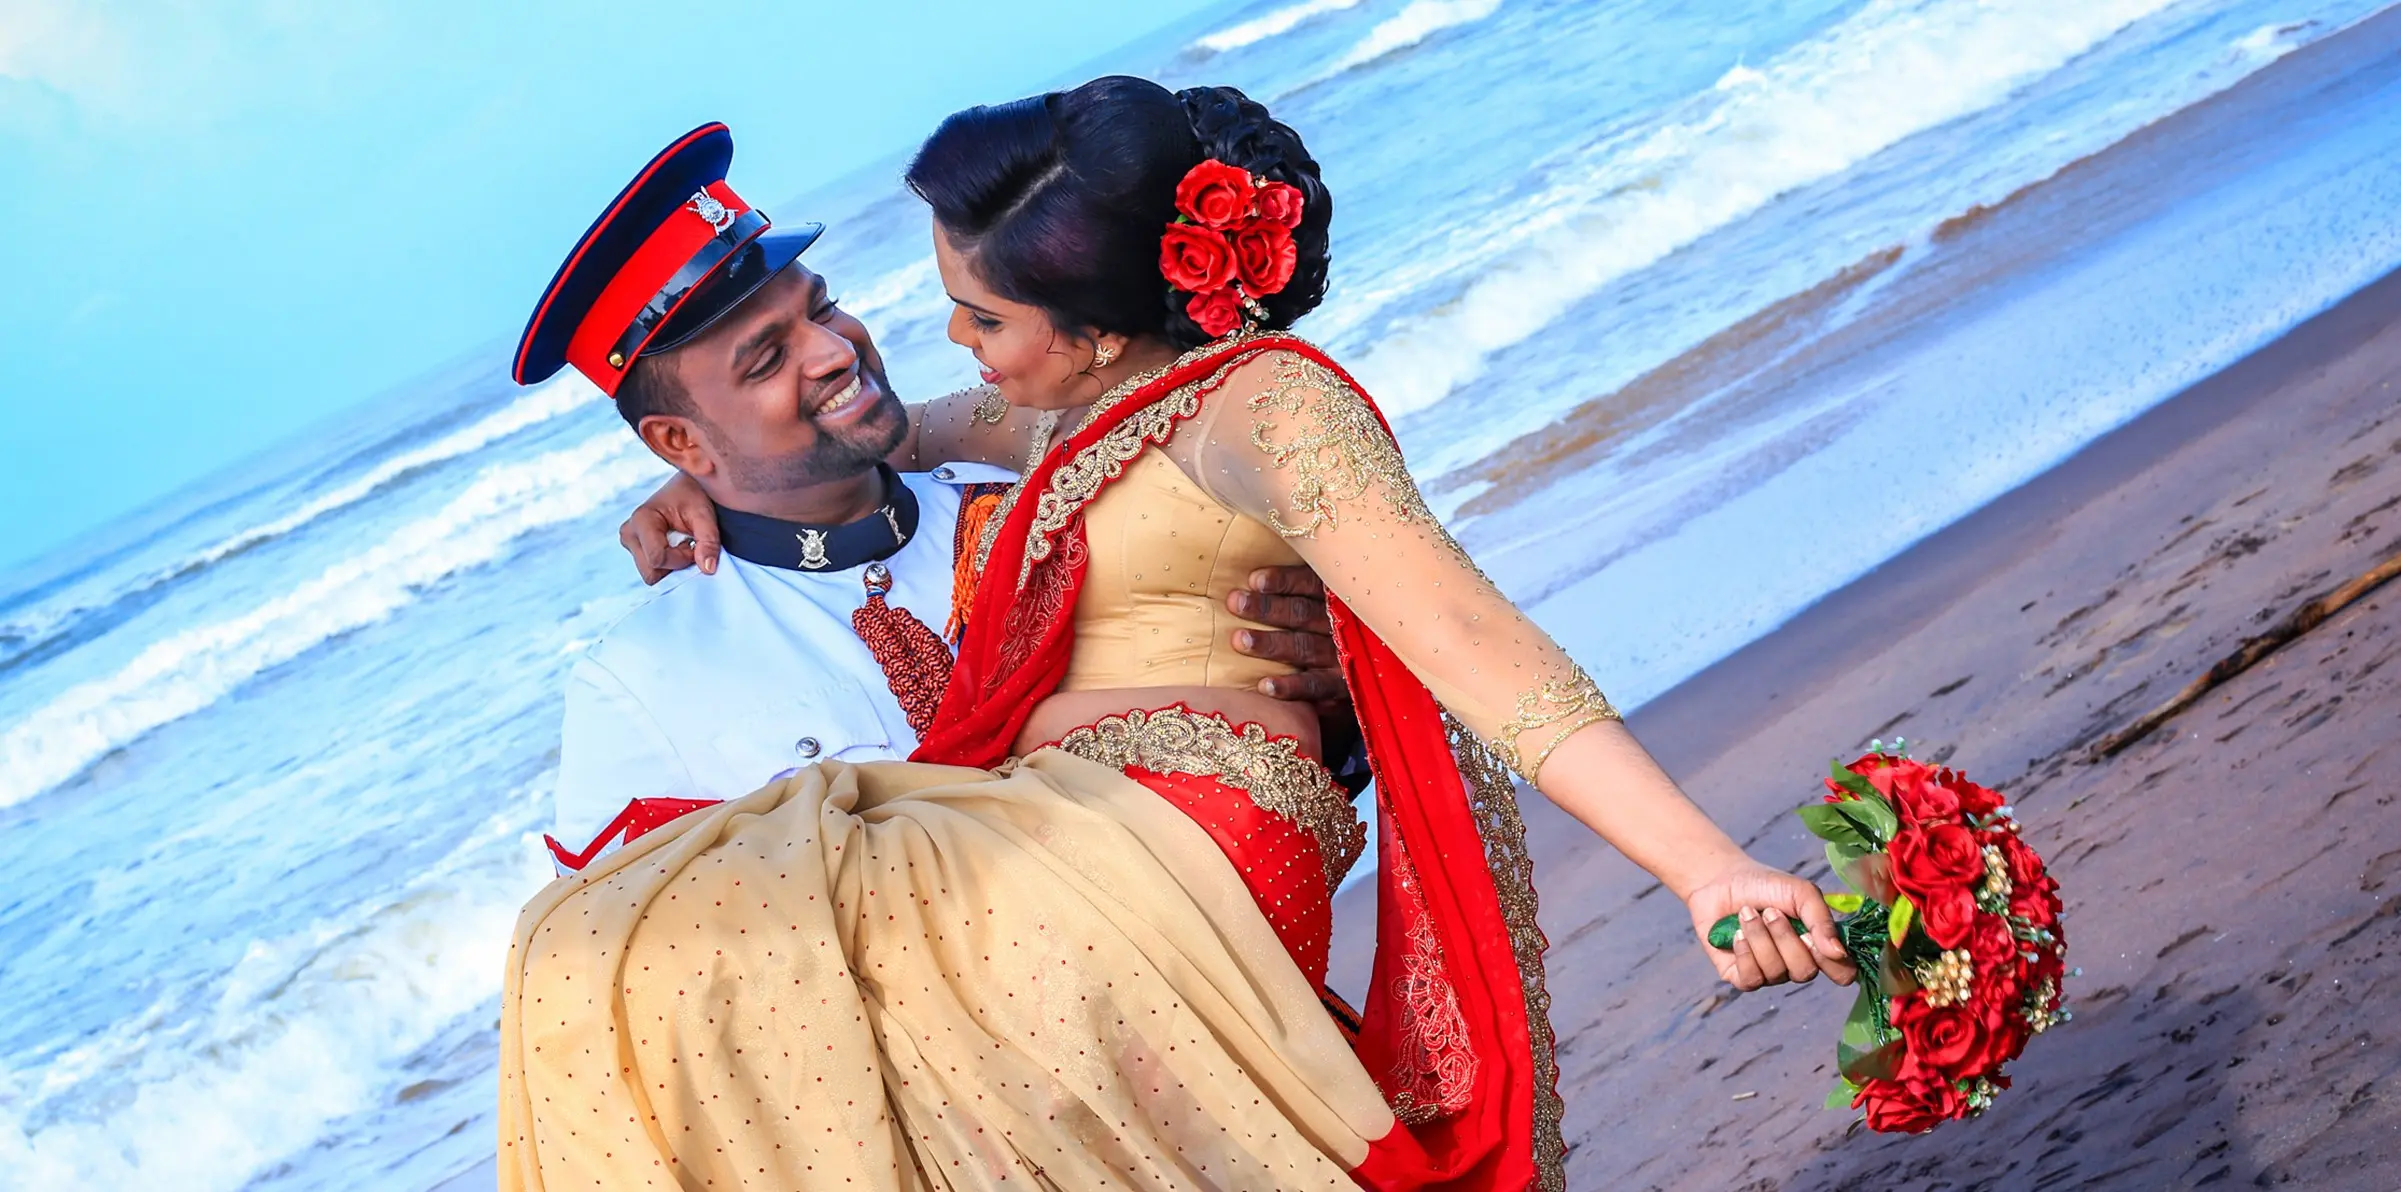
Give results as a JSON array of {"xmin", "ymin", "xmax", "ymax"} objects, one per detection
[{"xmin": 515, "ymin": 123, "xmax": 1346, "ymax": 866}]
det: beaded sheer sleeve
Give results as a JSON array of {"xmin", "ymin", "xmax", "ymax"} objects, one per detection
[
  {"xmin": 893, "ymin": 384, "xmax": 1051, "ymax": 473},
  {"xmin": 1170, "ymin": 347, "xmax": 1620, "ymax": 783}
]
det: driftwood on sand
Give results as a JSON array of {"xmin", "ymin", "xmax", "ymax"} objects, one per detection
[{"xmin": 2086, "ymin": 546, "xmax": 2401, "ymax": 760}]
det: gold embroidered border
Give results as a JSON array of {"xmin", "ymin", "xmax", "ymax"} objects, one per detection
[
  {"xmin": 970, "ymin": 335, "xmax": 1263, "ymax": 581},
  {"xmin": 1492, "ymin": 668, "xmax": 1622, "ymax": 783},
  {"xmin": 1050, "ymin": 707, "xmax": 1366, "ymax": 894},
  {"xmin": 1448, "ymin": 715, "xmax": 1566, "ymax": 1192},
  {"xmin": 1247, "ymin": 352, "xmax": 1439, "ymax": 539},
  {"xmin": 1383, "ymin": 874, "xmax": 1480, "ymax": 1125}
]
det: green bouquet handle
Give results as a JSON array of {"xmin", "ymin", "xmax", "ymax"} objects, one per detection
[{"xmin": 1707, "ymin": 913, "xmax": 1806, "ymax": 951}]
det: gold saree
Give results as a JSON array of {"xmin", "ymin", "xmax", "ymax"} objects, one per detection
[{"xmin": 498, "ymin": 751, "xmax": 1398, "ymax": 1190}]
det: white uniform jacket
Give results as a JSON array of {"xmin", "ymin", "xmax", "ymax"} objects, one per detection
[{"xmin": 551, "ymin": 463, "xmax": 1014, "ymax": 861}]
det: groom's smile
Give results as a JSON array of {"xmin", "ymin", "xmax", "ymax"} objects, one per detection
[{"xmin": 635, "ymin": 262, "xmax": 911, "ymax": 517}]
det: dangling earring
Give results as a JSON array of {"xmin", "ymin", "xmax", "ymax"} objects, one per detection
[{"xmin": 1092, "ymin": 343, "xmax": 1119, "ymax": 369}]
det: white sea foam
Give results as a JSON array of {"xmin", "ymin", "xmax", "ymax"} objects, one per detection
[
  {"xmin": 1291, "ymin": 0, "xmax": 1501, "ymax": 89},
  {"xmin": 841, "ymin": 256, "xmax": 943, "ymax": 323},
  {"xmin": 0, "ymin": 432, "xmax": 665, "ymax": 808},
  {"xmin": 1344, "ymin": 0, "xmax": 2181, "ymax": 418},
  {"xmin": 1191, "ymin": 0, "xmax": 1366, "ymax": 54},
  {"xmin": 0, "ymin": 792, "xmax": 553, "ymax": 1191},
  {"xmin": 0, "ymin": 375, "xmax": 597, "ymax": 656}
]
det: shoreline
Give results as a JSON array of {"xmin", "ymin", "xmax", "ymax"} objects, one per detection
[
  {"xmin": 1326, "ymin": 10, "xmax": 2401, "ymax": 1186},
  {"xmin": 1453, "ymin": 195, "xmax": 2401, "ymax": 1192}
]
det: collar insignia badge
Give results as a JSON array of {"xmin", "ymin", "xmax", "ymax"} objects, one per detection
[
  {"xmin": 796, "ymin": 528, "xmax": 831, "ymax": 570},
  {"xmin": 881, "ymin": 505, "xmax": 902, "ymax": 541},
  {"xmin": 687, "ymin": 191, "xmax": 736, "ymax": 233}
]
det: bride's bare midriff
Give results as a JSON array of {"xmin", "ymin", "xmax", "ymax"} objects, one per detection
[{"xmin": 1018, "ymin": 685, "xmax": 1323, "ymax": 760}]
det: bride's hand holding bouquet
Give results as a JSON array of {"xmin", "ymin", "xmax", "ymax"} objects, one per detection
[{"xmin": 1683, "ymin": 858, "xmax": 1861, "ymax": 990}]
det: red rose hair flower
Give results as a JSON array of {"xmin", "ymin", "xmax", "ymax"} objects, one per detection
[
  {"xmin": 1160, "ymin": 159, "xmax": 1309, "ymax": 339},
  {"xmin": 1254, "ymin": 181, "xmax": 1306, "ymax": 228},
  {"xmin": 1185, "ymin": 287, "xmax": 1246, "ymax": 339},
  {"xmin": 1175, "ymin": 160, "xmax": 1257, "ymax": 229},
  {"xmin": 1230, "ymin": 221, "xmax": 1298, "ymax": 296},
  {"xmin": 1160, "ymin": 223, "xmax": 1237, "ymax": 294}
]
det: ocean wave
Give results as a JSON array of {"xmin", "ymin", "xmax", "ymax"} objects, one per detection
[
  {"xmin": 1285, "ymin": 0, "xmax": 1501, "ymax": 91},
  {"xmin": 0, "ymin": 375, "xmax": 598, "ymax": 675},
  {"xmin": 0, "ymin": 792, "xmax": 551, "ymax": 1190},
  {"xmin": 0, "ymin": 432, "xmax": 664, "ymax": 809},
  {"xmin": 1190, "ymin": 0, "xmax": 1367, "ymax": 55},
  {"xmin": 1343, "ymin": 0, "xmax": 2182, "ymax": 418}
]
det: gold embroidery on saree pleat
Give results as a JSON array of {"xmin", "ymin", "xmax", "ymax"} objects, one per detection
[
  {"xmin": 1247, "ymin": 353, "xmax": 1439, "ymax": 539},
  {"xmin": 1448, "ymin": 715, "xmax": 1567, "ymax": 1192},
  {"xmin": 1380, "ymin": 831, "xmax": 1479, "ymax": 1125},
  {"xmin": 1050, "ymin": 706, "xmax": 1366, "ymax": 893},
  {"xmin": 1490, "ymin": 668, "xmax": 1622, "ymax": 783}
]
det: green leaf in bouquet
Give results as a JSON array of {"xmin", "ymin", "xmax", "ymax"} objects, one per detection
[
  {"xmin": 1830, "ymin": 794, "xmax": 1899, "ymax": 846},
  {"xmin": 1841, "ymin": 1040, "xmax": 1906, "ymax": 1084},
  {"xmin": 1830, "ymin": 759, "xmax": 1885, "ymax": 803},
  {"xmin": 1797, "ymin": 804, "xmax": 1871, "ymax": 850},
  {"xmin": 1827, "ymin": 840, "xmax": 1889, "ymax": 901},
  {"xmin": 1826, "ymin": 1076, "xmax": 1863, "ymax": 1110},
  {"xmin": 1836, "ymin": 985, "xmax": 1903, "ymax": 1083},
  {"xmin": 1887, "ymin": 892, "xmax": 1917, "ymax": 944},
  {"xmin": 1825, "ymin": 892, "xmax": 1865, "ymax": 915}
]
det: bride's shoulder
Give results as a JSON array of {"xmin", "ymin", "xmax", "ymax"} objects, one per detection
[{"xmin": 1199, "ymin": 340, "xmax": 1373, "ymax": 417}]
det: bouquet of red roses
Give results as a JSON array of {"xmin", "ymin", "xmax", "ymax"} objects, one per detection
[{"xmin": 1709, "ymin": 741, "xmax": 2071, "ymax": 1132}]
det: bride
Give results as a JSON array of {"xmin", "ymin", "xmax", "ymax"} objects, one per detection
[{"xmin": 503, "ymin": 77, "xmax": 1851, "ymax": 1191}]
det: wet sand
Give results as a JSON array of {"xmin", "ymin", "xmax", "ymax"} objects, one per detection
[
  {"xmin": 1350, "ymin": 169, "xmax": 2401, "ymax": 1192},
  {"xmin": 1319, "ymin": 10, "xmax": 2401, "ymax": 1186}
]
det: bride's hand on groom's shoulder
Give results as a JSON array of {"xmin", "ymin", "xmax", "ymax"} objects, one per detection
[
  {"xmin": 1229, "ymin": 566, "xmax": 1350, "ymax": 712},
  {"xmin": 1682, "ymin": 860, "xmax": 1858, "ymax": 992},
  {"xmin": 622, "ymin": 472, "xmax": 721, "ymax": 584}
]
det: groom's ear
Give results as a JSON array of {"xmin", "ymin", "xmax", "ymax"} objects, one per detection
[{"xmin": 637, "ymin": 415, "xmax": 716, "ymax": 479}]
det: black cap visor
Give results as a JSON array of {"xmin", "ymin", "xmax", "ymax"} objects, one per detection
[{"xmin": 639, "ymin": 223, "xmax": 825, "ymax": 359}]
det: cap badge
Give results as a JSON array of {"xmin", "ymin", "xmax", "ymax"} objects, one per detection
[
  {"xmin": 796, "ymin": 528, "xmax": 831, "ymax": 570},
  {"xmin": 687, "ymin": 191, "xmax": 736, "ymax": 233}
]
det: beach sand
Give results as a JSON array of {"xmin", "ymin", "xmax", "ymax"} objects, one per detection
[
  {"xmin": 1316, "ymin": 13, "xmax": 2401, "ymax": 1189},
  {"xmin": 1331, "ymin": 145, "xmax": 2401, "ymax": 1192}
]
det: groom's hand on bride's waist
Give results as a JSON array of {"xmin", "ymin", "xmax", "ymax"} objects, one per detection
[{"xmin": 1228, "ymin": 566, "xmax": 1348, "ymax": 711}]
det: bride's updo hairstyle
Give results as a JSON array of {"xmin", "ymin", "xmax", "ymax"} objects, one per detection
[{"xmin": 906, "ymin": 75, "xmax": 1331, "ymax": 350}]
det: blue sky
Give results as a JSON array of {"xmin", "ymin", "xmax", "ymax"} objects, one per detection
[{"xmin": 0, "ymin": 0, "xmax": 1223, "ymax": 573}]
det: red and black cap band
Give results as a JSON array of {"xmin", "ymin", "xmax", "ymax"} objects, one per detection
[
  {"xmin": 513, "ymin": 123, "xmax": 822, "ymax": 398},
  {"xmin": 599, "ymin": 203, "xmax": 769, "ymax": 370}
]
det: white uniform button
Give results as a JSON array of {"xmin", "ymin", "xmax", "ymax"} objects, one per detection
[
  {"xmin": 933, "ymin": 466, "xmax": 956, "ymax": 481},
  {"xmin": 794, "ymin": 737, "xmax": 822, "ymax": 759}
]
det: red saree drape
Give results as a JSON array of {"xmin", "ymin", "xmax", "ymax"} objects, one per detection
[{"xmin": 912, "ymin": 335, "xmax": 1563, "ymax": 1191}]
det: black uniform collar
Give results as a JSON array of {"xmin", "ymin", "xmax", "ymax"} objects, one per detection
[{"xmin": 715, "ymin": 464, "xmax": 919, "ymax": 572}]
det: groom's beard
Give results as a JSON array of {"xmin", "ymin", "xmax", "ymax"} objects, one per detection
[{"xmin": 718, "ymin": 363, "xmax": 909, "ymax": 493}]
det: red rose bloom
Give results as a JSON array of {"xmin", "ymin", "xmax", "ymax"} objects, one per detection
[
  {"xmin": 1967, "ymin": 916, "xmax": 2022, "ymax": 992},
  {"xmin": 1977, "ymin": 1002, "xmax": 2032, "ymax": 1071},
  {"xmin": 1160, "ymin": 223, "xmax": 1237, "ymax": 293},
  {"xmin": 2009, "ymin": 880, "xmax": 2063, "ymax": 931},
  {"xmin": 1947, "ymin": 770, "xmax": 2005, "ymax": 817},
  {"xmin": 1845, "ymin": 754, "xmax": 1904, "ymax": 799},
  {"xmin": 1892, "ymin": 823, "xmax": 1985, "ymax": 892},
  {"xmin": 1856, "ymin": 1075, "xmax": 1966, "ymax": 1134},
  {"xmin": 2000, "ymin": 834, "xmax": 2049, "ymax": 888},
  {"xmin": 1891, "ymin": 766, "xmax": 1962, "ymax": 824},
  {"xmin": 1254, "ymin": 181, "xmax": 1305, "ymax": 228},
  {"xmin": 1175, "ymin": 160, "xmax": 1257, "ymax": 229},
  {"xmin": 1912, "ymin": 883, "xmax": 1979, "ymax": 949},
  {"xmin": 1185, "ymin": 286, "xmax": 1245, "ymax": 338},
  {"xmin": 1894, "ymin": 998, "xmax": 1988, "ymax": 1079},
  {"xmin": 1230, "ymin": 220, "xmax": 1298, "ymax": 296}
]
